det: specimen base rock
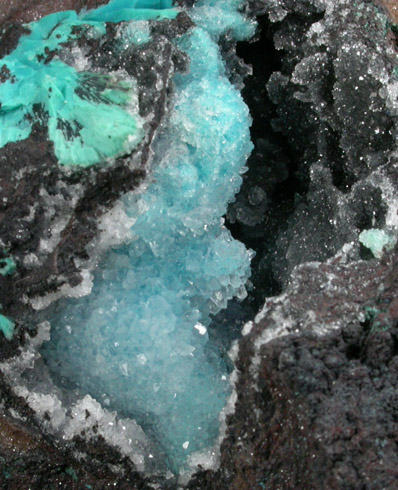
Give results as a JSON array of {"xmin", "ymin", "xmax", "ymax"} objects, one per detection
[
  {"xmin": 2, "ymin": 0, "xmax": 398, "ymax": 488},
  {"xmin": 0, "ymin": 6, "xmax": 191, "ymax": 359},
  {"xmin": 189, "ymin": 247, "xmax": 398, "ymax": 489}
]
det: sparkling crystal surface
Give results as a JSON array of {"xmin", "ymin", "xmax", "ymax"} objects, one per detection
[{"xmin": 41, "ymin": 0, "xmax": 254, "ymax": 472}]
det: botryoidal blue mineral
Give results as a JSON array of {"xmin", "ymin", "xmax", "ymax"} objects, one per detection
[{"xmin": 41, "ymin": 0, "xmax": 255, "ymax": 473}]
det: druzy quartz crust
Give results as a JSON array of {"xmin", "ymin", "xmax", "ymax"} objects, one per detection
[
  {"xmin": 3, "ymin": 0, "xmax": 398, "ymax": 488},
  {"xmin": 26, "ymin": 0, "xmax": 256, "ymax": 475}
]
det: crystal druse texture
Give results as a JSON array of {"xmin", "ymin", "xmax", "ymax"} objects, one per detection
[
  {"xmin": 0, "ymin": 0, "xmax": 193, "ymax": 331},
  {"xmin": 40, "ymin": 0, "xmax": 254, "ymax": 472},
  {"xmin": 188, "ymin": 1, "xmax": 398, "ymax": 489},
  {"xmin": 3, "ymin": 0, "xmax": 398, "ymax": 488}
]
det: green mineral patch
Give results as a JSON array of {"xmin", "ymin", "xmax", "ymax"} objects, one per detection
[
  {"xmin": 83, "ymin": 0, "xmax": 177, "ymax": 22},
  {"xmin": 0, "ymin": 0, "xmax": 178, "ymax": 167},
  {"xmin": 359, "ymin": 228, "xmax": 397, "ymax": 259},
  {"xmin": 364, "ymin": 306, "xmax": 391, "ymax": 333},
  {"xmin": 65, "ymin": 467, "xmax": 78, "ymax": 481},
  {"xmin": 0, "ymin": 314, "xmax": 14, "ymax": 340},
  {"xmin": 0, "ymin": 257, "xmax": 16, "ymax": 276}
]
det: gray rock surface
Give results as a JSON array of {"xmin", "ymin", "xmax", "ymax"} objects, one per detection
[{"xmin": 2, "ymin": 0, "xmax": 398, "ymax": 488}]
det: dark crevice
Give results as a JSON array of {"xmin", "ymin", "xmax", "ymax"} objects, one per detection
[
  {"xmin": 210, "ymin": 13, "xmax": 324, "ymax": 348},
  {"xmin": 208, "ymin": 15, "xmax": 288, "ymax": 349},
  {"xmin": 210, "ymin": 4, "xmax": 392, "ymax": 351},
  {"xmin": 326, "ymin": 126, "xmax": 357, "ymax": 192}
]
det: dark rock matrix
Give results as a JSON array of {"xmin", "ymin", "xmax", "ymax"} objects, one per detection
[
  {"xmin": 197, "ymin": 0, "xmax": 398, "ymax": 488},
  {"xmin": 1, "ymin": 0, "xmax": 398, "ymax": 489}
]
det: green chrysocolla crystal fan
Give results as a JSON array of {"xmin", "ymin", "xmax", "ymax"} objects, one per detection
[
  {"xmin": 38, "ymin": 0, "xmax": 255, "ymax": 472},
  {"xmin": 0, "ymin": 0, "xmax": 178, "ymax": 166}
]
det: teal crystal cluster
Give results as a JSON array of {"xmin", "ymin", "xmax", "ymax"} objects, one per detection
[
  {"xmin": 0, "ymin": 0, "xmax": 177, "ymax": 166},
  {"xmin": 41, "ymin": 0, "xmax": 255, "ymax": 472}
]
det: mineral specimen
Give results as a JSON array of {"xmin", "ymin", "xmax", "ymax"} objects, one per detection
[
  {"xmin": 0, "ymin": 1, "xmax": 179, "ymax": 166},
  {"xmin": 40, "ymin": 0, "xmax": 254, "ymax": 473},
  {"xmin": 0, "ymin": 315, "xmax": 14, "ymax": 340},
  {"xmin": 2, "ymin": 0, "xmax": 398, "ymax": 488},
  {"xmin": 359, "ymin": 228, "xmax": 397, "ymax": 258},
  {"xmin": 0, "ymin": 0, "xmax": 189, "ymax": 331}
]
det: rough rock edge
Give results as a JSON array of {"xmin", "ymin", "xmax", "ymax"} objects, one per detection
[
  {"xmin": 2, "ymin": 0, "xmax": 398, "ymax": 488},
  {"xmin": 0, "ymin": 10, "xmax": 192, "ymax": 363},
  {"xmin": 188, "ymin": 0, "xmax": 398, "ymax": 488}
]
